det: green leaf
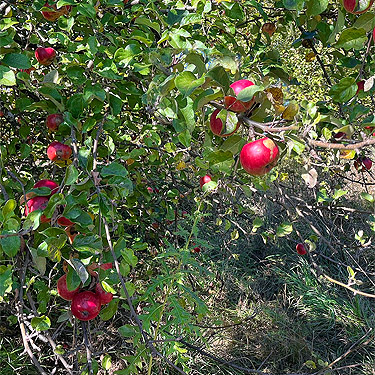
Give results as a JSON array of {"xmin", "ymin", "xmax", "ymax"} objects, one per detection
[
  {"xmin": 118, "ymin": 324, "xmax": 138, "ymax": 338},
  {"xmin": 207, "ymin": 150, "xmax": 234, "ymax": 175},
  {"xmin": 100, "ymin": 299, "xmax": 119, "ymax": 321},
  {"xmin": 0, "ymin": 266, "xmax": 13, "ymax": 297},
  {"xmin": 329, "ymin": 77, "xmax": 357, "ymax": 103},
  {"xmin": 252, "ymin": 217, "xmax": 263, "ymax": 232},
  {"xmin": 66, "ymin": 265, "xmax": 82, "ymax": 291},
  {"xmin": 328, "ymin": 9, "xmax": 345, "ymax": 44},
  {"xmin": 64, "ymin": 164, "xmax": 79, "ymax": 185},
  {"xmin": 0, "ymin": 66, "xmax": 16, "ymax": 86},
  {"xmin": 221, "ymin": 135, "xmax": 246, "ymax": 155},
  {"xmin": 185, "ymin": 52, "xmax": 206, "ymax": 76},
  {"xmin": 2, "ymin": 199, "xmax": 16, "ymax": 220},
  {"xmin": 332, "ymin": 189, "xmax": 348, "ymax": 200},
  {"xmin": 44, "ymin": 193, "xmax": 66, "ymax": 219},
  {"xmin": 67, "ymin": 94, "xmax": 84, "ymax": 118},
  {"xmin": 202, "ymin": 180, "xmax": 217, "ymax": 192},
  {"xmin": 73, "ymin": 235, "xmax": 102, "ymax": 253},
  {"xmin": 283, "ymin": 0, "xmax": 305, "ymax": 10},
  {"xmin": 23, "ymin": 210, "xmax": 42, "ymax": 231},
  {"xmin": 276, "ymin": 222, "xmax": 293, "ymax": 237},
  {"xmin": 0, "ymin": 233, "xmax": 20, "ymax": 257},
  {"xmin": 206, "ymin": 66, "xmax": 230, "ymax": 92},
  {"xmin": 121, "ymin": 248, "xmax": 138, "ymax": 267},
  {"xmin": 2, "ymin": 53, "xmax": 31, "ymax": 69},
  {"xmin": 101, "ymin": 162, "xmax": 128, "ymax": 177},
  {"xmin": 306, "ymin": 0, "xmax": 328, "ymax": 16},
  {"xmin": 31, "ymin": 315, "xmax": 51, "ymax": 331},
  {"xmin": 335, "ymin": 28, "xmax": 367, "ymax": 50},
  {"xmin": 175, "ymin": 71, "xmax": 205, "ymax": 97},
  {"xmin": 236, "ymin": 85, "xmax": 264, "ymax": 102},
  {"xmin": 353, "ymin": 13, "xmax": 375, "ymax": 32},
  {"xmin": 77, "ymin": 3, "xmax": 96, "ymax": 18},
  {"xmin": 102, "ymin": 354, "xmax": 112, "ymax": 370},
  {"xmin": 361, "ymin": 192, "xmax": 374, "ymax": 203}
]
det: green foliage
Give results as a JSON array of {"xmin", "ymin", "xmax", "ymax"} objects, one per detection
[{"xmin": 1, "ymin": 0, "xmax": 375, "ymax": 373}]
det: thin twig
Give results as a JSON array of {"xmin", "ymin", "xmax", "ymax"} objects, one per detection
[{"xmin": 15, "ymin": 254, "xmax": 48, "ymax": 375}]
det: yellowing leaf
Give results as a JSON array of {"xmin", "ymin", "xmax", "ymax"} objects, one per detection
[
  {"xmin": 54, "ymin": 159, "xmax": 72, "ymax": 167},
  {"xmin": 340, "ymin": 150, "xmax": 356, "ymax": 159},
  {"xmin": 305, "ymin": 52, "xmax": 316, "ymax": 62},
  {"xmin": 282, "ymin": 102, "xmax": 299, "ymax": 121},
  {"xmin": 274, "ymin": 104, "xmax": 285, "ymax": 115},
  {"xmin": 265, "ymin": 87, "xmax": 283, "ymax": 105},
  {"xmin": 176, "ymin": 161, "xmax": 186, "ymax": 170}
]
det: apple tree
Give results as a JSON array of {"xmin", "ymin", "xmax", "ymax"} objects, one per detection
[{"xmin": 0, "ymin": 0, "xmax": 375, "ymax": 373}]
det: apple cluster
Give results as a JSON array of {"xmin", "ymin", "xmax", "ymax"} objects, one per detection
[
  {"xmin": 57, "ymin": 263, "xmax": 114, "ymax": 321},
  {"xmin": 200, "ymin": 79, "xmax": 280, "ymax": 189},
  {"xmin": 25, "ymin": 179, "xmax": 74, "ymax": 225}
]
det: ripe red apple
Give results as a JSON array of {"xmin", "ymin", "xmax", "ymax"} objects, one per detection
[
  {"xmin": 57, "ymin": 274, "xmax": 80, "ymax": 300},
  {"xmin": 354, "ymin": 157, "xmax": 372, "ymax": 171},
  {"xmin": 296, "ymin": 243, "xmax": 307, "ymax": 255},
  {"xmin": 147, "ymin": 187, "xmax": 154, "ymax": 193},
  {"xmin": 210, "ymin": 109, "xmax": 240, "ymax": 137},
  {"xmin": 193, "ymin": 246, "xmax": 201, "ymax": 253},
  {"xmin": 24, "ymin": 196, "xmax": 50, "ymax": 223},
  {"xmin": 46, "ymin": 114, "xmax": 63, "ymax": 131},
  {"xmin": 95, "ymin": 282, "xmax": 113, "ymax": 305},
  {"xmin": 35, "ymin": 47, "xmax": 56, "ymax": 66},
  {"xmin": 33, "ymin": 179, "xmax": 59, "ymax": 196},
  {"xmin": 71, "ymin": 291, "xmax": 101, "ymax": 321},
  {"xmin": 342, "ymin": 0, "xmax": 374, "ymax": 14},
  {"xmin": 199, "ymin": 174, "xmax": 212, "ymax": 188},
  {"xmin": 47, "ymin": 141, "xmax": 72, "ymax": 161},
  {"xmin": 224, "ymin": 79, "xmax": 255, "ymax": 113},
  {"xmin": 240, "ymin": 138, "xmax": 279, "ymax": 176},
  {"xmin": 41, "ymin": 2, "xmax": 71, "ymax": 21}
]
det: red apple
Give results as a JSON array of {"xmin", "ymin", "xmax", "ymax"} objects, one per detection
[
  {"xmin": 35, "ymin": 47, "xmax": 56, "ymax": 66},
  {"xmin": 46, "ymin": 114, "xmax": 63, "ymax": 131},
  {"xmin": 296, "ymin": 243, "xmax": 307, "ymax": 255},
  {"xmin": 199, "ymin": 174, "xmax": 212, "ymax": 188},
  {"xmin": 71, "ymin": 291, "xmax": 101, "ymax": 321},
  {"xmin": 57, "ymin": 274, "xmax": 80, "ymax": 300},
  {"xmin": 210, "ymin": 109, "xmax": 240, "ymax": 137},
  {"xmin": 193, "ymin": 246, "xmax": 201, "ymax": 253},
  {"xmin": 33, "ymin": 179, "xmax": 59, "ymax": 196},
  {"xmin": 47, "ymin": 141, "xmax": 72, "ymax": 161},
  {"xmin": 224, "ymin": 79, "xmax": 255, "ymax": 113},
  {"xmin": 147, "ymin": 187, "xmax": 154, "ymax": 193},
  {"xmin": 24, "ymin": 196, "xmax": 50, "ymax": 223},
  {"xmin": 240, "ymin": 138, "xmax": 279, "ymax": 176},
  {"xmin": 95, "ymin": 282, "xmax": 113, "ymax": 305},
  {"xmin": 342, "ymin": 0, "xmax": 374, "ymax": 14},
  {"xmin": 41, "ymin": 2, "xmax": 71, "ymax": 21}
]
